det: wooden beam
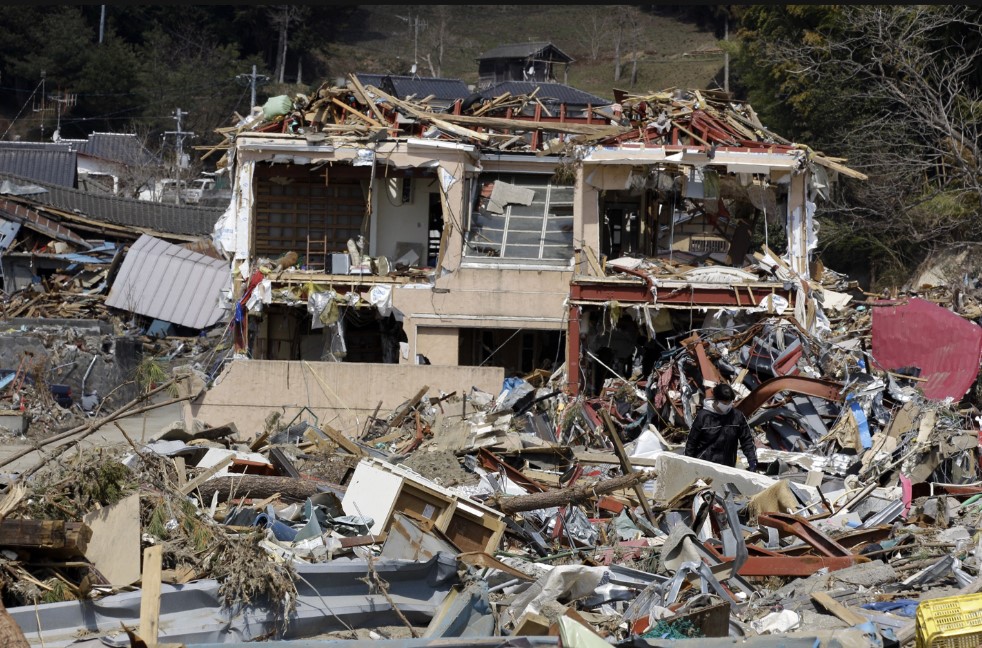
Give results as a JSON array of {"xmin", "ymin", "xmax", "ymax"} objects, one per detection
[
  {"xmin": 138, "ymin": 545, "xmax": 163, "ymax": 648},
  {"xmin": 0, "ymin": 519, "xmax": 91, "ymax": 555},
  {"xmin": 599, "ymin": 409, "xmax": 657, "ymax": 525},
  {"xmin": 365, "ymin": 85, "xmax": 491, "ymax": 142},
  {"xmin": 810, "ymin": 591, "xmax": 868, "ymax": 627},
  {"xmin": 347, "ymin": 73, "xmax": 389, "ymax": 125},
  {"xmin": 319, "ymin": 424, "xmax": 365, "ymax": 457},
  {"xmin": 330, "ymin": 98, "xmax": 385, "ymax": 128},
  {"xmin": 179, "ymin": 455, "xmax": 233, "ymax": 496}
]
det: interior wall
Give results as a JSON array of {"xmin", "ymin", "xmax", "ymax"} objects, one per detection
[{"xmin": 372, "ymin": 175, "xmax": 434, "ymax": 263}]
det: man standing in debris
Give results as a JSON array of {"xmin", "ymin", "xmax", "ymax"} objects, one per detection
[{"xmin": 684, "ymin": 384, "xmax": 759, "ymax": 471}]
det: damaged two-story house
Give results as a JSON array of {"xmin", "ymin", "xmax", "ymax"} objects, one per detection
[{"xmin": 211, "ymin": 78, "xmax": 863, "ymax": 397}]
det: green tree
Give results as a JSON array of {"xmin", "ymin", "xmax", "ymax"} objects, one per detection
[{"xmin": 733, "ymin": 5, "xmax": 982, "ymax": 287}]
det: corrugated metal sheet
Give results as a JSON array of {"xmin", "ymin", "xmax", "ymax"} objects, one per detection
[
  {"xmin": 871, "ymin": 297, "xmax": 982, "ymax": 400},
  {"xmin": 0, "ymin": 148, "xmax": 77, "ymax": 187},
  {"xmin": 106, "ymin": 234, "xmax": 230, "ymax": 329},
  {"xmin": 481, "ymin": 82, "xmax": 610, "ymax": 107},
  {"xmin": 9, "ymin": 554, "xmax": 458, "ymax": 648}
]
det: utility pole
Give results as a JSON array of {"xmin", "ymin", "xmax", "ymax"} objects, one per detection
[
  {"xmin": 99, "ymin": 5, "xmax": 106, "ymax": 44},
  {"xmin": 236, "ymin": 65, "xmax": 270, "ymax": 109},
  {"xmin": 163, "ymin": 108, "xmax": 195, "ymax": 205},
  {"xmin": 723, "ymin": 16, "xmax": 730, "ymax": 94}
]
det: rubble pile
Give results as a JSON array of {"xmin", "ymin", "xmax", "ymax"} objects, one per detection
[{"xmin": 0, "ymin": 277, "xmax": 980, "ymax": 648}]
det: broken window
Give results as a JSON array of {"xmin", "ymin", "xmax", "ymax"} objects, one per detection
[{"xmin": 464, "ymin": 173, "xmax": 574, "ymax": 262}]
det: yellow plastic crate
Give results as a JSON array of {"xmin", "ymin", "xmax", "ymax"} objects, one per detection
[{"xmin": 916, "ymin": 593, "xmax": 982, "ymax": 648}]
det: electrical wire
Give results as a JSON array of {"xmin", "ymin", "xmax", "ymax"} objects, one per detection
[{"xmin": 1, "ymin": 78, "xmax": 44, "ymax": 140}]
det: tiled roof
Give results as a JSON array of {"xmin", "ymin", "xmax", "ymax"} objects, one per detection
[
  {"xmin": 106, "ymin": 233, "xmax": 230, "ymax": 329},
  {"xmin": 0, "ymin": 147, "xmax": 77, "ymax": 187},
  {"xmin": 77, "ymin": 132, "xmax": 159, "ymax": 166},
  {"xmin": 481, "ymin": 82, "xmax": 610, "ymax": 107},
  {"xmin": 355, "ymin": 74, "xmax": 472, "ymax": 105},
  {"xmin": 477, "ymin": 42, "xmax": 574, "ymax": 63},
  {"xmin": 0, "ymin": 172, "xmax": 221, "ymax": 237}
]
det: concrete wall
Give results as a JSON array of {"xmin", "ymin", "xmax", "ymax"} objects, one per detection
[
  {"xmin": 393, "ymin": 266, "xmax": 572, "ymax": 363},
  {"xmin": 0, "ymin": 319, "xmax": 142, "ymax": 406},
  {"xmin": 191, "ymin": 359, "xmax": 504, "ymax": 439},
  {"xmin": 416, "ymin": 327, "xmax": 459, "ymax": 365}
]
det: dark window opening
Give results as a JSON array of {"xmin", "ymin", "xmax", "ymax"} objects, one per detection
[{"xmin": 458, "ymin": 328, "xmax": 564, "ymax": 375}]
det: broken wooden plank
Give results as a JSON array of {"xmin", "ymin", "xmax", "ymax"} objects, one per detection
[
  {"xmin": 0, "ymin": 519, "xmax": 91, "ymax": 554},
  {"xmin": 330, "ymin": 98, "xmax": 385, "ymax": 128},
  {"xmin": 347, "ymin": 73, "xmax": 389, "ymax": 125},
  {"xmin": 810, "ymin": 591, "xmax": 868, "ymax": 627},
  {"xmin": 319, "ymin": 424, "xmax": 365, "ymax": 457},
  {"xmin": 599, "ymin": 409, "xmax": 657, "ymax": 525},
  {"xmin": 138, "ymin": 545, "xmax": 163, "ymax": 648},
  {"xmin": 179, "ymin": 455, "xmax": 234, "ymax": 496},
  {"xmin": 390, "ymin": 386, "xmax": 430, "ymax": 428},
  {"xmin": 365, "ymin": 86, "xmax": 490, "ymax": 142}
]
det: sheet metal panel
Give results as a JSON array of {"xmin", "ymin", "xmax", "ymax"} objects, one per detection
[
  {"xmin": 10, "ymin": 554, "xmax": 458, "ymax": 647},
  {"xmin": 106, "ymin": 234, "xmax": 230, "ymax": 329},
  {"xmin": 871, "ymin": 297, "xmax": 982, "ymax": 400}
]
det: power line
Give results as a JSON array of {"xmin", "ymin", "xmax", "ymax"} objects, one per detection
[
  {"xmin": 1, "ymin": 78, "xmax": 44, "ymax": 140},
  {"xmin": 236, "ymin": 65, "xmax": 269, "ymax": 109}
]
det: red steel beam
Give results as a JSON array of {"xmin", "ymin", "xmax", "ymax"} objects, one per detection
[
  {"xmin": 736, "ymin": 376, "xmax": 843, "ymax": 416},
  {"xmin": 706, "ymin": 541, "xmax": 861, "ymax": 576},
  {"xmin": 734, "ymin": 555, "xmax": 861, "ymax": 577},
  {"xmin": 571, "ymin": 280, "xmax": 792, "ymax": 308},
  {"xmin": 566, "ymin": 303, "xmax": 583, "ymax": 396},
  {"xmin": 682, "ymin": 333, "xmax": 723, "ymax": 391},
  {"xmin": 758, "ymin": 513, "xmax": 853, "ymax": 558}
]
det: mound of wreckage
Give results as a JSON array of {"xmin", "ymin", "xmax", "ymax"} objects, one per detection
[{"xmin": 1, "ymin": 77, "xmax": 982, "ymax": 648}]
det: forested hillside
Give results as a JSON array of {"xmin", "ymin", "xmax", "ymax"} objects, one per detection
[
  {"xmin": 0, "ymin": 6, "xmax": 723, "ymax": 143},
  {"xmin": 1, "ymin": 5, "xmax": 980, "ymax": 285}
]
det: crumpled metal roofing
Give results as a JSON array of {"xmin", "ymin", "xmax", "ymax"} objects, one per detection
[
  {"xmin": 106, "ymin": 233, "xmax": 230, "ymax": 329},
  {"xmin": 9, "ymin": 554, "xmax": 459, "ymax": 647},
  {"xmin": 871, "ymin": 297, "xmax": 982, "ymax": 400}
]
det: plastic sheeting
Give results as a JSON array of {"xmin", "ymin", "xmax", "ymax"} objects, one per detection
[
  {"xmin": 213, "ymin": 158, "xmax": 254, "ymax": 260},
  {"xmin": 9, "ymin": 554, "xmax": 458, "ymax": 648}
]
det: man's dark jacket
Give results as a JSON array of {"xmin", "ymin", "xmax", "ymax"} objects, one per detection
[{"xmin": 684, "ymin": 406, "xmax": 758, "ymax": 470}]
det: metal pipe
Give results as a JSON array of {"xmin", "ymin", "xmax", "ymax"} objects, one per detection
[{"xmin": 81, "ymin": 355, "xmax": 97, "ymax": 395}]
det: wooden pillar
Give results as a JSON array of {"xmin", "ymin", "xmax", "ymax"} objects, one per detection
[{"xmin": 787, "ymin": 172, "xmax": 809, "ymax": 278}]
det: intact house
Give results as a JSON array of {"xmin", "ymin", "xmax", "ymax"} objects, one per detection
[{"xmin": 211, "ymin": 86, "xmax": 863, "ymax": 393}]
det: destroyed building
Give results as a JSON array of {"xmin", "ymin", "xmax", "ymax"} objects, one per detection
[
  {"xmin": 211, "ymin": 79, "xmax": 867, "ymax": 404},
  {"xmin": 3, "ymin": 71, "xmax": 982, "ymax": 648}
]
